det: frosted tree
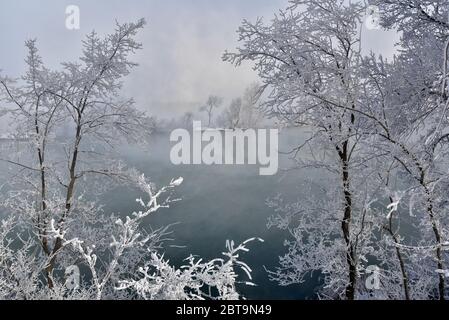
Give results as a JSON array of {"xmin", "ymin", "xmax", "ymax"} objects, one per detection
[
  {"xmin": 1, "ymin": 39, "xmax": 66, "ymax": 276},
  {"xmin": 355, "ymin": 0, "xmax": 449, "ymax": 299},
  {"xmin": 224, "ymin": 0, "xmax": 449, "ymax": 300},
  {"xmin": 117, "ymin": 237, "xmax": 263, "ymax": 300},
  {"xmin": 0, "ymin": 19, "xmax": 155, "ymax": 288},
  {"xmin": 225, "ymin": 0, "xmax": 382, "ymax": 299},
  {"xmin": 0, "ymin": 174, "xmax": 260, "ymax": 300},
  {"xmin": 223, "ymin": 0, "xmax": 449, "ymax": 299},
  {"xmin": 0, "ymin": 18, "xmax": 261, "ymax": 300}
]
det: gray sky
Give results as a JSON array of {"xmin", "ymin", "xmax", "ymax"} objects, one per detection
[{"xmin": 0, "ymin": 0, "xmax": 398, "ymax": 121}]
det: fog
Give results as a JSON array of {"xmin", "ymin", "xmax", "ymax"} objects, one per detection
[
  {"xmin": 0, "ymin": 1, "xmax": 407, "ymax": 300},
  {"xmin": 0, "ymin": 0, "xmax": 398, "ymax": 132}
]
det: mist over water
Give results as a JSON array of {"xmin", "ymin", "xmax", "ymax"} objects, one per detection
[
  {"xmin": 97, "ymin": 127, "xmax": 324, "ymax": 299},
  {"xmin": 0, "ymin": 127, "xmax": 327, "ymax": 299},
  {"xmin": 0, "ymin": 126, "xmax": 420, "ymax": 299}
]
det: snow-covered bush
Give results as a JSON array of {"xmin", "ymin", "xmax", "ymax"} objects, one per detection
[
  {"xmin": 0, "ymin": 175, "xmax": 260, "ymax": 300},
  {"xmin": 117, "ymin": 238, "xmax": 263, "ymax": 300}
]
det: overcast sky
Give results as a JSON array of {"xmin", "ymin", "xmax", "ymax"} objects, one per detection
[{"xmin": 0, "ymin": 0, "xmax": 398, "ymax": 121}]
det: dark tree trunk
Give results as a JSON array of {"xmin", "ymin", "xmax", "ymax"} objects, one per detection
[
  {"xmin": 423, "ymin": 187, "xmax": 445, "ymax": 300},
  {"xmin": 45, "ymin": 123, "xmax": 82, "ymax": 288},
  {"xmin": 385, "ymin": 198, "xmax": 410, "ymax": 300},
  {"xmin": 339, "ymin": 140, "xmax": 357, "ymax": 300}
]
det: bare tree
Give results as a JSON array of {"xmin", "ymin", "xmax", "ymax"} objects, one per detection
[
  {"xmin": 200, "ymin": 95, "xmax": 223, "ymax": 127},
  {"xmin": 217, "ymin": 98, "xmax": 242, "ymax": 129},
  {"xmin": 240, "ymin": 82, "xmax": 264, "ymax": 128},
  {"xmin": 217, "ymin": 83, "xmax": 265, "ymax": 129}
]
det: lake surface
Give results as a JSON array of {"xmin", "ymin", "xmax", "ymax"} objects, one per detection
[
  {"xmin": 0, "ymin": 128, "xmax": 324, "ymax": 299},
  {"xmin": 100, "ymin": 127, "xmax": 325, "ymax": 300}
]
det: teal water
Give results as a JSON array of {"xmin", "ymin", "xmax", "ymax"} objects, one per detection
[
  {"xmin": 0, "ymin": 128, "xmax": 324, "ymax": 299},
  {"xmin": 101, "ymin": 128, "xmax": 324, "ymax": 299}
]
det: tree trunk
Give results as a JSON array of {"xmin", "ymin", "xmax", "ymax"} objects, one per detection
[
  {"xmin": 385, "ymin": 200, "xmax": 410, "ymax": 300},
  {"xmin": 45, "ymin": 123, "xmax": 81, "ymax": 288},
  {"xmin": 423, "ymin": 187, "xmax": 445, "ymax": 300},
  {"xmin": 339, "ymin": 140, "xmax": 357, "ymax": 300}
]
